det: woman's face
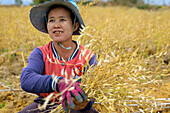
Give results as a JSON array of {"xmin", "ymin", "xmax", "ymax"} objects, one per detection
[{"xmin": 47, "ymin": 7, "xmax": 77, "ymax": 44}]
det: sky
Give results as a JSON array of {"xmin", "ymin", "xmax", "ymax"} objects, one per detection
[
  {"xmin": 143, "ymin": 0, "xmax": 170, "ymax": 5},
  {"xmin": 0, "ymin": 0, "xmax": 170, "ymax": 6},
  {"xmin": 0, "ymin": 0, "xmax": 33, "ymax": 6}
]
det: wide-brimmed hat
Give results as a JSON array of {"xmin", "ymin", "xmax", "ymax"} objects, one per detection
[{"xmin": 30, "ymin": 0, "xmax": 85, "ymax": 35}]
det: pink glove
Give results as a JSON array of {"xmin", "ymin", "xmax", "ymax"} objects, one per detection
[{"xmin": 58, "ymin": 78, "xmax": 87, "ymax": 112}]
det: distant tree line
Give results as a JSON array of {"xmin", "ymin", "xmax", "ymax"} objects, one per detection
[
  {"xmin": 15, "ymin": 0, "xmax": 22, "ymax": 5},
  {"xmin": 14, "ymin": 0, "xmax": 164, "ymax": 10},
  {"xmin": 33, "ymin": 0, "xmax": 51, "ymax": 5},
  {"xmin": 31, "ymin": 0, "xmax": 164, "ymax": 10},
  {"xmin": 113, "ymin": 0, "xmax": 144, "ymax": 6},
  {"xmin": 32, "ymin": 0, "xmax": 144, "ymax": 5},
  {"xmin": 14, "ymin": 0, "xmax": 163, "ymax": 6}
]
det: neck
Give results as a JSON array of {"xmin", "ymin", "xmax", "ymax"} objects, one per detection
[
  {"xmin": 58, "ymin": 43, "xmax": 71, "ymax": 49},
  {"xmin": 53, "ymin": 41, "xmax": 76, "ymax": 61}
]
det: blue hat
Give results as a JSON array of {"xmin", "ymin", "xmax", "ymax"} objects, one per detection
[{"xmin": 30, "ymin": 0, "xmax": 85, "ymax": 35}]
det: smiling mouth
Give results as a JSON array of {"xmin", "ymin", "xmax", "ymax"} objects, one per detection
[{"xmin": 53, "ymin": 31, "xmax": 63, "ymax": 34}]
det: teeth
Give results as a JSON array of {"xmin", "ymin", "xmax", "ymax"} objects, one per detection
[{"xmin": 54, "ymin": 31, "xmax": 62, "ymax": 33}]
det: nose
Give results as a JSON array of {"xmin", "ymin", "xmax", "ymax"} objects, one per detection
[{"xmin": 53, "ymin": 21, "xmax": 61, "ymax": 28}]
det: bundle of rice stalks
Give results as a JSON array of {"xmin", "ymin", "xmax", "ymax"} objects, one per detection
[{"xmin": 0, "ymin": 1, "xmax": 169, "ymax": 112}]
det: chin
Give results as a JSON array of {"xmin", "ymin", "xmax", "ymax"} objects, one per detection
[
  {"xmin": 53, "ymin": 40, "xmax": 62, "ymax": 43},
  {"xmin": 52, "ymin": 37, "xmax": 64, "ymax": 42}
]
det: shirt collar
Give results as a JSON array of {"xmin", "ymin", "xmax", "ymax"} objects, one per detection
[{"xmin": 51, "ymin": 41, "xmax": 79, "ymax": 61}]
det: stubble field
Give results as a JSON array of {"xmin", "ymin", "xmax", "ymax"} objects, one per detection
[{"xmin": 0, "ymin": 4, "xmax": 169, "ymax": 113}]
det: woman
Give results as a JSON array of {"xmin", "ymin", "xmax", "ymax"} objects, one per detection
[{"xmin": 20, "ymin": 0, "xmax": 98, "ymax": 113}]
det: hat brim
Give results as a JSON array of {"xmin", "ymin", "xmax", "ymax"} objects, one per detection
[{"xmin": 30, "ymin": 0, "xmax": 85, "ymax": 35}]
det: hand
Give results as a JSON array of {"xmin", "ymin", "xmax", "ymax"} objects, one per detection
[
  {"xmin": 72, "ymin": 97, "xmax": 89, "ymax": 110},
  {"xmin": 58, "ymin": 78, "xmax": 87, "ymax": 112}
]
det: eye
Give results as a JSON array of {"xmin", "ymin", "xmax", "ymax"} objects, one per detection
[
  {"xmin": 48, "ymin": 19, "xmax": 55, "ymax": 23},
  {"xmin": 60, "ymin": 19, "xmax": 66, "ymax": 21}
]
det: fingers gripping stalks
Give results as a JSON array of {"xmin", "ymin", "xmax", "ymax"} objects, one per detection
[{"xmin": 58, "ymin": 78, "xmax": 87, "ymax": 112}]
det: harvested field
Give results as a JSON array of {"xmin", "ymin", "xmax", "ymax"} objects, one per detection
[{"xmin": 0, "ymin": 4, "xmax": 169, "ymax": 113}]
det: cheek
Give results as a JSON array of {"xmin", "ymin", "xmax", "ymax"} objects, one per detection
[
  {"xmin": 47, "ymin": 24, "xmax": 52, "ymax": 32},
  {"xmin": 66, "ymin": 22, "xmax": 73, "ymax": 31}
]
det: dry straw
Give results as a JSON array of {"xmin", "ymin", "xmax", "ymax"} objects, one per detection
[{"xmin": 0, "ymin": 1, "xmax": 169, "ymax": 113}]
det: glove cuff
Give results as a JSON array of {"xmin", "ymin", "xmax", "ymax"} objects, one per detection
[{"xmin": 51, "ymin": 76, "xmax": 63, "ymax": 92}]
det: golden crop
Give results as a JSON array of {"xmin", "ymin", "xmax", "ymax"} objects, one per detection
[{"xmin": 0, "ymin": 4, "xmax": 169, "ymax": 113}]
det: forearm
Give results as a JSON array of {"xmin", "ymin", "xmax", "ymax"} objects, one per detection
[
  {"xmin": 20, "ymin": 47, "xmax": 54, "ymax": 94},
  {"xmin": 21, "ymin": 68, "xmax": 53, "ymax": 94}
]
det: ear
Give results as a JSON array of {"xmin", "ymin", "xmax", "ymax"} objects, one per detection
[{"xmin": 73, "ymin": 22, "xmax": 79, "ymax": 32}]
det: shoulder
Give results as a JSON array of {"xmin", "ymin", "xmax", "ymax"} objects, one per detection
[
  {"xmin": 79, "ymin": 44, "xmax": 94, "ymax": 60},
  {"xmin": 78, "ymin": 44, "xmax": 97, "ymax": 66},
  {"xmin": 29, "ymin": 47, "xmax": 43, "ymax": 61},
  {"xmin": 38, "ymin": 41, "xmax": 53, "ymax": 56},
  {"xmin": 29, "ymin": 41, "xmax": 52, "ymax": 61},
  {"xmin": 79, "ymin": 44, "xmax": 93, "ymax": 53},
  {"xmin": 30, "ymin": 47, "xmax": 42, "ymax": 57},
  {"xmin": 38, "ymin": 41, "xmax": 52, "ymax": 51}
]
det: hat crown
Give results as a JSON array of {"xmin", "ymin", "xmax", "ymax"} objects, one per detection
[
  {"xmin": 53, "ymin": 0, "xmax": 79, "ymax": 11},
  {"xmin": 67, "ymin": 0, "xmax": 79, "ymax": 11}
]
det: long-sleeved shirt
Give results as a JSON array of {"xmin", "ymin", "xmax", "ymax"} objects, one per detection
[{"xmin": 20, "ymin": 41, "xmax": 97, "ymax": 95}]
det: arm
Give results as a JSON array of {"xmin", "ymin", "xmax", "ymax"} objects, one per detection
[
  {"xmin": 20, "ymin": 47, "xmax": 53, "ymax": 94},
  {"xmin": 89, "ymin": 54, "xmax": 97, "ymax": 67}
]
